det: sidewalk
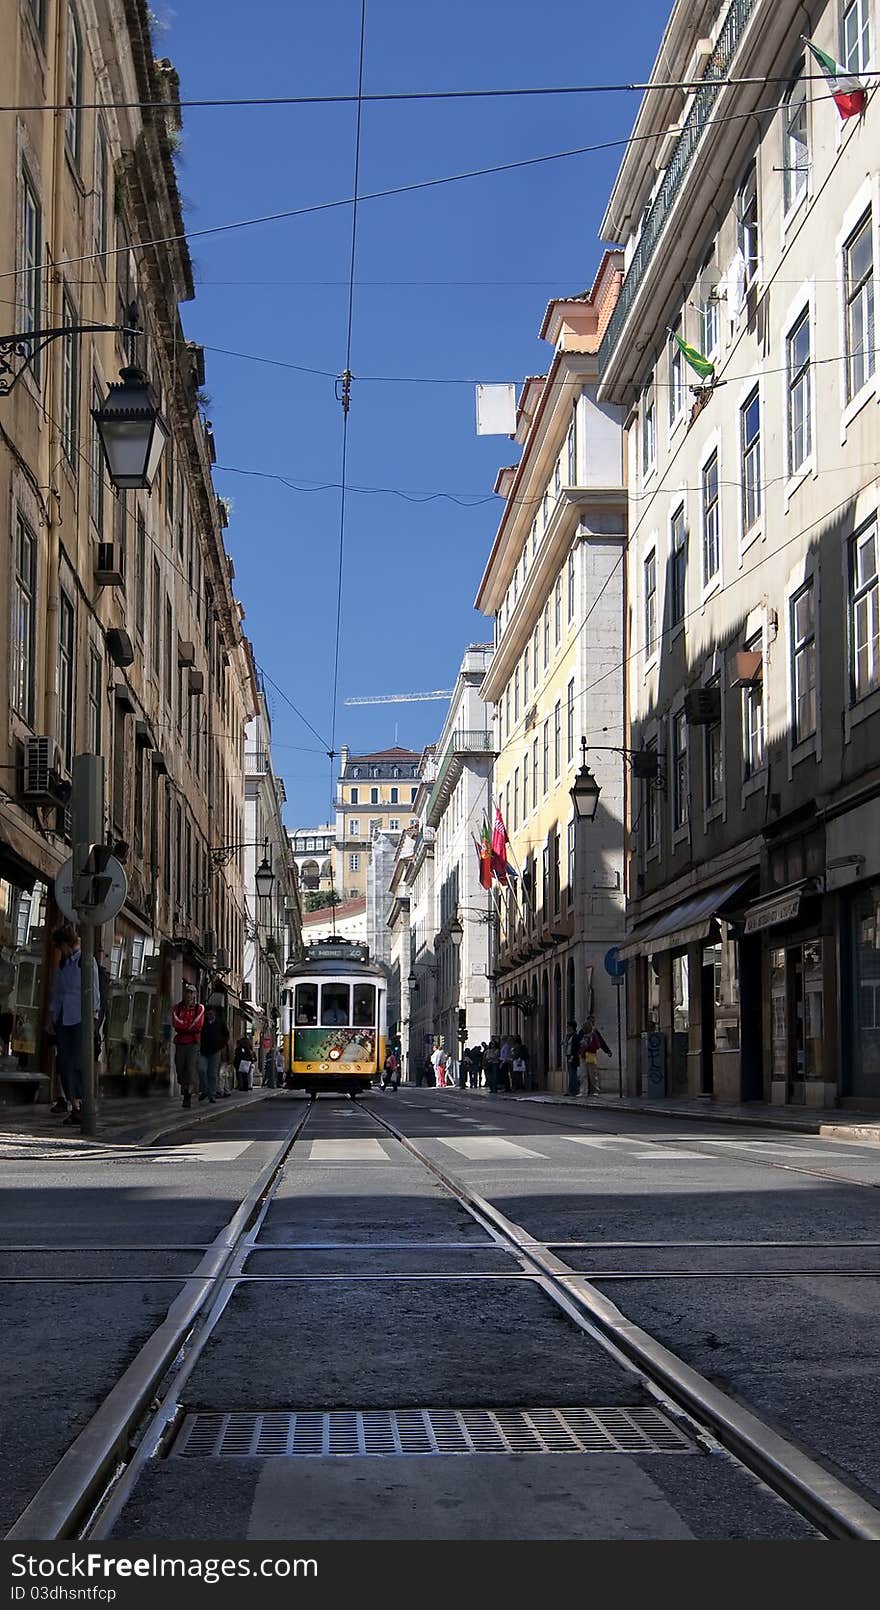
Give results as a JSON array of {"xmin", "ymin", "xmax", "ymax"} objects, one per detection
[
  {"xmin": 0, "ymin": 1087, "xmax": 271, "ymax": 1146},
  {"xmin": 511, "ymin": 1089, "xmax": 880, "ymax": 1144}
]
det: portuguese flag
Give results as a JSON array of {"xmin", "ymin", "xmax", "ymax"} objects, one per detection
[
  {"xmin": 670, "ymin": 329, "xmax": 715, "ymax": 382},
  {"xmin": 804, "ymin": 39, "xmax": 866, "ymax": 120},
  {"xmin": 473, "ymin": 815, "xmax": 493, "ymax": 890}
]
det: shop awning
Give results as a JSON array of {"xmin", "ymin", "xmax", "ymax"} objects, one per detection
[
  {"xmin": 742, "ymin": 879, "xmax": 821, "ymax": 935},
  {"xmin": 617, "ymin": 876, "xmax": 751, "ymax": 960}
]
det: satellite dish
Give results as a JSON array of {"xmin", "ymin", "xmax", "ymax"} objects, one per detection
[{"xmin": 696, "ymin": 261, "xmax": 722, "ymax": 303}]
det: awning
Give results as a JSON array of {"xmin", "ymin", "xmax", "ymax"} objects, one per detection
[
  {"xmin": 618, "ymin": 876, "xmax": 751, "ymax": 960},
  {"xmin": 742, "ymin": 879, "xmax": 821, "ymax": 935}
]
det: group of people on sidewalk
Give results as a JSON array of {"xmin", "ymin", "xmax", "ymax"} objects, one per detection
[
  {"xmin": 169, "ymin": 985, "xmax": 284, "ymax": 1107},
  {"xmin": 564, "ymin": 1016, "xmax": 613, "ymax": 1098}
]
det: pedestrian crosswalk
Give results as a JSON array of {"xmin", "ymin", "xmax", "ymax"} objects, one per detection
[{"xmin": 303, "ymin": 1132, "xmax": 844, "ymax": 1167}]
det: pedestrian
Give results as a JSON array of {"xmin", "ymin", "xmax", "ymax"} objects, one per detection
[
  {"xmin": 198, "ymin": 1006, "xmax": 228, "ymax": 1103},
  {"xmin": 511, "ymin": 1039, "xmax": 527, "ymax": 1092},
  {"xmin": 482, "ymin": 1037, "xmax": 500, "ymax": 1094},
  {"xmin": 171, "ymin": 982, "xmax": 204, "ymax": 1109},
  {"xmin": 460, "ymin": 1045, "xmax": 472, "ymax": 1088},
  {"xmin": 381, "ymin": 1047, "xmax": 399, "ymax": 1090},
  {"xmin": 579, "ymin": 1014, "xmax": 613, "ymax": 1097},
  {"xmin": 564, "ymin": 1019, "xmax": 581, "ymax": 1097},
  {"xmin": 431, "ymin": 1043, "xmax": 447, "ymax": 1088},
  {"xmin": 499, "ymin": 1034, "xmax": 512, "ymax": 1093},
  {"xmin": 274, "ymin": 1045, "xmax": 285, "ymax": 1087},
  {"xmin": 233, "ymin": 1033, "xmax": 255, "ymax": 1090},
  {"xmin": 48, "ymin": 926, "xmax": 101, "ymax": 1125}
]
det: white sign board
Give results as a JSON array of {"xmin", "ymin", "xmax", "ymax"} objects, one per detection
[
  {"xmin": 475, "ymin": 382, "xmax": 516, "ymax": 436},
  {"xmin": 55, "ymin": 855, "xmax": 128, "ymax": 925}
]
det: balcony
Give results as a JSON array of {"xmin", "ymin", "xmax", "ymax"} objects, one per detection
[
  {"xmin": 425, "ymin": 732, "xmax": 496, "ymax": 828},
  {"xmin": 599, "ymin": 0, "xmax": 756, "ymax": 381},
  {"xmin": 245, "ymin": 749, "xmax": 269, "ymax": 775}
]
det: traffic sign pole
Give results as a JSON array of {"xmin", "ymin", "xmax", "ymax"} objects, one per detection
[{"xmin": 71, "ymin": 755, "xmax": 103, "ymax": 1138}]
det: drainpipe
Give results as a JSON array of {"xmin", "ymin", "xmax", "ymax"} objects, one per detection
[{"xmin": 43, "ymin": 9, "xmax": 69, "ymax": 752}]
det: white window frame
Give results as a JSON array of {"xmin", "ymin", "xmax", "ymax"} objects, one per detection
[
  {"xmin": 349, "ymin": 817, "xmax": 360, "ymax": 837},
  {"xmin": 669, "ymin": 503, "xmax": 687, "ymax": 632},
  {"xmin": 841, "ymin": 0, "xmax": 872, "ymax": 73},
  {"xmin": 644, "ymin": 547, "xmax": 658, "ymax": 668},
  {"xmin": 849, "ymin": 516, "xmax": 880, "ymax": 704},
  {"xmin": 642, "ymin": 730, "xmax": 661, "ymax": 862},
  {"xmin": 781, "ymin": 64, "xmax": 809, "ymax": 226},
  {"xmin": 668, "ymin": 317, "xmax": 686, "ymax": 433},
  {"xmin": 670, "ymin": 705, "xmax": 689, "ymax": 844},
  {"xmin": 737, "ymin": 159, "xmax": 760, "ymax": 294},
  {"xmin": 781, "ymin": 290, "xmax": 816, "ymax": 499},
  {"xmin": 741, "ymin": 617, "xmax": 767, "ymax": 792},
  {"xmin": 787, "ymin": 571, "xmax": 819, "ymax": 758},
  {"xmin": 698, "ymin": 253, "xmax": 720, "ymax": 362},
  {"xmin": 702, "ymin": 674, "xmax": 724, "ymax": 822},
  {"xmin": 19, "ymin": 165, "xmax": 42, "ymax": 380},
  {"xmin": 567, "ymin": 547, "xmax": 575, "ymax": 623},
  {"xmin": 701, "ymin": 438, "xmax": 722, "ymax": 596},
  {"xmin": 641, "ymin": 376, "xmax": 656, "ymax": 478},
  {"xmin": 349, "ymin": 853, "xmax": 360, "ymax": 872},
  {"xmin": 739, "ymin": 382, "xmax": 762, "ymax": 549},
  {"xmin": 841, "ymin": 199, "xmax": 876, "ymax": 419}
]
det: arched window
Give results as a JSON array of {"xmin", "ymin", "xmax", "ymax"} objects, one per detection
[{"xmin": 65, "ymin": 5, "xmax": 82, "ymax": 165}]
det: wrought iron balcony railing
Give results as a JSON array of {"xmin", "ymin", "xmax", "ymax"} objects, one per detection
[{"xmin": 599, "ymin": 0, "xmax": 756, "ymax": 376}]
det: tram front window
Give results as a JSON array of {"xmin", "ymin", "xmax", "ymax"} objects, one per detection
[
  {"xmin": 321, "ymin": 984, "xmax": 350, "ymax": 1025},
  {"xmin": 353, "ymin": 983, "xmax": 375, "ymax": 1026},
  {"xmin": 295, "ymin": 984, "xmax": 318, "ymax": 1026}
]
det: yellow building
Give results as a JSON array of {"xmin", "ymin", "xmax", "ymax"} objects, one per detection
[
  {"xmin": 334, "ymin": 746, "xmax": 420, "ymax": 901},
  {"xmin": 475, "ymin": 258, "xmax": 629, "ymax": 1090}
]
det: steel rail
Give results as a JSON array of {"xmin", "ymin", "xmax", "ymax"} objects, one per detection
[
  {"xmin": 360, "ymin": 1101, "xmax": 880, "ymax": 1541},
  {"xmin": 5, "ymin": 1099, "xmax": 314, "ymax": 1542}
]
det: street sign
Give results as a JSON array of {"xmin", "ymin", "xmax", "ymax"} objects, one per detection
[
  {"xmin": 604, "ymin": 946, "xmax": 627, "ymax": 979},
  {"xmin": 55, "ymin": 854, "xmax": 128, "ymax": 924}
]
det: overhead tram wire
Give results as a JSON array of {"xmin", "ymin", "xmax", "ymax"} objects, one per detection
[{"xmin": 0, "ymin": 93, "xmax": 843, "ymax": 286}]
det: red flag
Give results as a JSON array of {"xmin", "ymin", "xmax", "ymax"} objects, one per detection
[
  {"xmin": 803, "ymin": 39, "xmax": 866, "ymax": 119},
  {"xmin": 477, "ymin": 815, "xmax": 493, "ymax": 889},
  {"xmin": 491, "ymin": 806, "xmax": 509, "ymax": 886}
]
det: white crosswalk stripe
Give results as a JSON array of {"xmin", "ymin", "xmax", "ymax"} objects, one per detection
[
  {"xmin": 308, "ymin": 1139, "xmax": 389, "ymax": 1161},
  {"xmin": 432, "ymin": 1136, "xmax": 544, "ymax": 1160}
]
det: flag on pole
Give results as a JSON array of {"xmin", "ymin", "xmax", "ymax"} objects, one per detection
[
  {"xmin": 803, "ymin": 38, "xmax": 866, "ymax": 119},
  {"xmin": 491, "ymin": 807, "xmax": 509, "ymax": 886},
  {"xmin": 473, "ymin": 816, "xmax": 493, "ymax": 890},
  {"xmin": 669, "ymin": 328, "xmax": 715, "ymax": 382}
]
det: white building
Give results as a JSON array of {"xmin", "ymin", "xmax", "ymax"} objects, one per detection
[{"xmin": 289, "ymin": 826, "xmax": 335, "ymax": 896}]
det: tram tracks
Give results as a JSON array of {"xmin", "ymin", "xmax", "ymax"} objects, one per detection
[{"xmin": 5, "ymin": 1091, "xmax": 880, "ymax": 1543}]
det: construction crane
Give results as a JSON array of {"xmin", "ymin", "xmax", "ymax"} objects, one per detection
[{"xmin": 344, "ymin": 691, "xmax": 453, "ymax": 705}]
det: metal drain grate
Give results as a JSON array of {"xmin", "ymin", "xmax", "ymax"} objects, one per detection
[{"xmin": 170, "ymin": 1406, "xmax": 693, "ymax": 1459}]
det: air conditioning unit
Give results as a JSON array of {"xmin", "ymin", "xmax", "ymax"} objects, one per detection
[
  {"xmin": 95, "ymin": 542, "xmax": 124, "ymax": 587},
  {"xmin": 203, "ymin": 929, "xmax": 216, "ymax": 954},
  {"xmin": 177, "ymin": 640, "xmax": 196, "ymax": 667},
  {"xmin": 684, "ymin": 687, "xmax": 722, "ymax": 726},
  {"xmin": 106, "ymin": 627, "xmax": 135, "ymax": 668},
  {"xmin": 187, "ymin": 669, "xmax": 204, "ymax": 696},
  {"xmin": 242, "ymin": 981, "xmax": 252, "ymax": 1002},
  {"xmin": 21, "ymin": 737, "xmax": 61, "ymax": 801}
]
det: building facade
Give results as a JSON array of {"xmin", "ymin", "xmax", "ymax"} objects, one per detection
[
  {"xmin": 0, "ymin": 0, "xmax": 254, "ymax": 1091},
  {"xmin": 334, "ymin": 746, "xmax": 420, "ymax": 900},
  {"xmin": 599, "ymin": 0, "xmax": 880, "ymax": 1106},
  {"xmin": 301, "ymin": 896, "xmax": 367, "ymax": 947},
  {"xmin": 289, "ymin": 825, "xmax": 335, "ymax": 897},
  {"xmin": 422, "ymin": 645, "xmax": 495, "ymax": 1060},
  {"xmin": 243, "ymin": 678, "xmax": 302, "ymax": 1071},
  {"xmin": 476, "ymin": 262, "xmax": 628, "ymax": 1091}
]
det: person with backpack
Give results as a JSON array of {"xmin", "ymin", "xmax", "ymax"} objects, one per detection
[
  {"xmin": 579, "ymin": 1014, "xmax": 613, "ymax": 1097},
  {"xmin": 381, "ymin": 1047, "xmax": 400, "ymax": 1090}
]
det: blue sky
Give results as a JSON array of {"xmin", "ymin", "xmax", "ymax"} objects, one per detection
[{"xmin": 158, "ymin": 0, "xmax": 670, "ymax": 827}]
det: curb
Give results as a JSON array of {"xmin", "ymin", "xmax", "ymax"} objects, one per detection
[{"xmin": 115, "ymin": 1088, "xmax": 272, "ymax": 1146}]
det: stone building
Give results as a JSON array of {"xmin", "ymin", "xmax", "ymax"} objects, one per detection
[
  {"xmin": 0, "ymin": 0, "xmax": 254, "ymax": 1091},
  {"xmin": 475, "ymin": 260, "xmax": 628, "ymax": 1092},
  {"xmin": 600, "ymin": 0, "xmax": 880, "ymax": 1106},
  {"xmin": 289, "ymin": 825, "xmax": 335, "ymax": 897},
  {"xmin": 334, "ymin": 745, "xmax": 420, "ymax": 900},
  {"xmin": 243, "ymin": 677, "xmax": 302, "ymax": 1070}
]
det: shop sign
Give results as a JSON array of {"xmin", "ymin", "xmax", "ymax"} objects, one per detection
[{"xmin": 744, "ymin": 894, "xmax": 801, "ymax": 934}]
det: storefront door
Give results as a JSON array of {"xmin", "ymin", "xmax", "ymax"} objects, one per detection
[
  {"xmin": 848, "ymin": 886, "xmax": 880, "ymax": 1100},
  {"xmin": 770, "ymin": 941, "xmax": 824, "ymax": 1103}
]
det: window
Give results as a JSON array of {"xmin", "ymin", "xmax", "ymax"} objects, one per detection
[
  {"xmin": 668, "ymin": 506, "xmax": 686, "ymax": 628},
  {"xmin": 672, "ymin": 710, "xmax": 688, "ymax": 831},
  {"xmin": 791, "ymin": 579, "xmax": 817, "ymax": 743},
  {"xmin": 699, "ymin": 255, "xmax": 720, "ymax": 360},
  {"xmin": 321, "ymin": 983, "xmax": 350, "ymax": 1025},
  {"xmin": 543, "ymin": 600, "xmax": 551, "ymax": 668},
  {"xmin": 669, "ymin": 318, "xmax": 686, "ymax": 425},
  {"xmin": 12, "ymin": 515, "xmax": 37, "ymax": 724},
  {"xmin": 350, "ymin": 787, "xmax": 359, "ymax": 804},
  {"xmin": 566, "ymin": 678, "xmax": 575, "ymax": 763},
  {"xmin": 58, "ymin": 591, "xmax": 75, "ymax": 772},
  {"xmin": 542, "ymin": 488, "xmax": 549, "ymax": 527},
  {"xmin": 644, "ymin": 742, "xmax": 659, "ymax": 852},
  {"xmin": 369, "ymin": 818, "xmax": 381, "ymax": 836},
  {"xmin": 554, "ymin": 575, "xmax": 562, "ymax": 645},
  {"xmin": 567, "ymin": 548, "xmax": 575, "ymax": 622},
  {"xmin": 641, "ymin": 379, "xmax": 656, "ymax": 474},
  {"xmin": 844, "ymin": 210, "xmax": 875, "ymax": 402},
  {"xmin": 702, "ymin": 449, "xmax": 720, "ymax": 585},
  {"xmin": 523, "ymin": 646, "xmax": 529, "ymax": 707},
  {"xmin": 566, "ymin": 413, "xmax": 577, "ymax": 483},
  {"xmin": 532, "ymin": 626, "xmax": 540, "ymax": 688},
  {"xmin": 531, "ymin": 517, "xmax": 538, "ymax": 557},
  {"xmin": 353, "ymin": 983, "xmax": 375, "ymax": 1026},
  {"xmin": 135, "ymin": 514, "xmax": 146, "ymax": 634},
  {"xmin": 19, "ymin": 169, "xmax": 41, "ymax": 371},
  {"xmin": 504, "ymin": 684, "xmax": 510, "ymax": 738},
  {"xmin": 523, "ymin": 748, "xmax": 530, "ymax": 819},
  {"xmin": 370, "ymin": 786, "xmax": 379, "ymax": 804},
  {"xmin": 567, "ymin": 817, "xmax": 576, "ymax": 899},
  {"xmin": 741, "ymin": 387, "xmax": 761, "ymax": 532},
  {"xmin": 90, "ymin": 385, "xmax": 105, "ymax": 533},
  {"xmin": 94, "ymin": 123, "xmax": 109, "ymax": 256},
  {"xmin": 787, "ymin": 309, "xmax": 812, "ymax": 473},
  {"xmin": 389, "ymin": 818, "xmax": 400, "ymax": 831},
  {"xmin": 704, "ymin": 681, "xmax": 723, "ymax": 808},
  {"xmin": 553, "ymin": 700, "xmax": 561, "ymax": 780},
  {"xmin": 644, "ymin": 551, "xmax": 657, "ymax": 658},
  {"xmin": 850, "ymin": 521, "xmax": 879, "ymax": 700},
  {"xmin": 65, "ymin": 5, "xmax": 82, "ymax": 165},
  {"xmin": 411, "ymin": 786, "xmax": 418, "ymax": 801},
  {"xmin": 513, "ymin": 664, "xmax": 520, "ymax": 722},
  {"xmin": 164, "ymin": 598, "xmax": 173, "ymax": 706},
  {"xmin": 542, "ymin": 844, "xmax": 549, "ymax": 916},
  {"xmin": 551, "ymin": 829, "xmax": 561, "ymax": 914},
  {"xmin": 390, "ymin": 786, "xmax": 398, "ymax": 805},
  {"xmin": 532, "ymin": 736, "xmax": 538, "ymax": 808},
  {"xmin": 349, "ymin": 853, "xmax": 360, "ymax": 873},
  {"xmin": 513, "ymin": 767, "xmax": 519, "ymax": 831},
  {"xmin": 542, "ymin": 719, "xmax": 549, "ymax": 795},
  {"xmin": 742, "ymin": 632, "xmax": 765, "ymax": 777},
  {"xmin": 782, "ymin": 68, "xmax": 809, "ymax": 214},
  {"xmin": 88, "ymin": 645, "xmax": 102, "ymax": 753},
  {"xmin": 151, "ymin": 557, "xmax": 161, "ymax": 674},
  {"xmin": 737, "ymin": 162, "xmax": 759, "ymax": 289},
  {"xmin": 61, "ymin": 289, "xmax": 78, "ymax": 464},
  {"xmin": 841, "ymin": 0, "xmax": 871, "ymax": 73},
  {"xmin": 349, "ymin": 818, "xmax": 360, "ymax": 837}
]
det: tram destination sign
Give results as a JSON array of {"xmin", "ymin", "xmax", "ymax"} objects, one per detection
[{"xmin": 307, "ymin": 939, "xmax": 370, "ymax": 963}]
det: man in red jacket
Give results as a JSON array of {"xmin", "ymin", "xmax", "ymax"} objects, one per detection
[{"xmin": 171, "ymin": 982, "xmax": 204, "ymax": 1108}]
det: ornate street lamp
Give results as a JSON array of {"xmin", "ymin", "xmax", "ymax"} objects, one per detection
[
  {"xmin": 570, "ymin": 738, "xmax": 601, "ymax": 822},
  {"xmin": 92, "ymin": 365, "xmax": 169, "ymax": 490},
  {"xmin": 255, "ymin": 851, "xmax": 275, "ymax": 902},
  {"xmin": 448, "ymin": 914, "xmax": 464, "ymax": 949}
]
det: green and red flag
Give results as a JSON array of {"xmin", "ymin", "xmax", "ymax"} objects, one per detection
[
  {"xmin": 669, "ymin": 328, "xmax": 715, "ymax": 382},
  {"xmin": 473, "ymin": 815, "xmax": 493, "ymax": 890},
  {"xmin": 803, "ymin": 38, "xmax": 866, "ymax": 120}
]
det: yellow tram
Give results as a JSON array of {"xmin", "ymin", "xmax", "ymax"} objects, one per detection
[{"xmin": 281, "ymin": 939, "xmax": 387, "ymax": 1095}]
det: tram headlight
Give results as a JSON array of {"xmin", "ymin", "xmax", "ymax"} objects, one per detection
[{"xmin": 329, "ymin": 1048, "xmax": 341, "ymax": 1061}]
